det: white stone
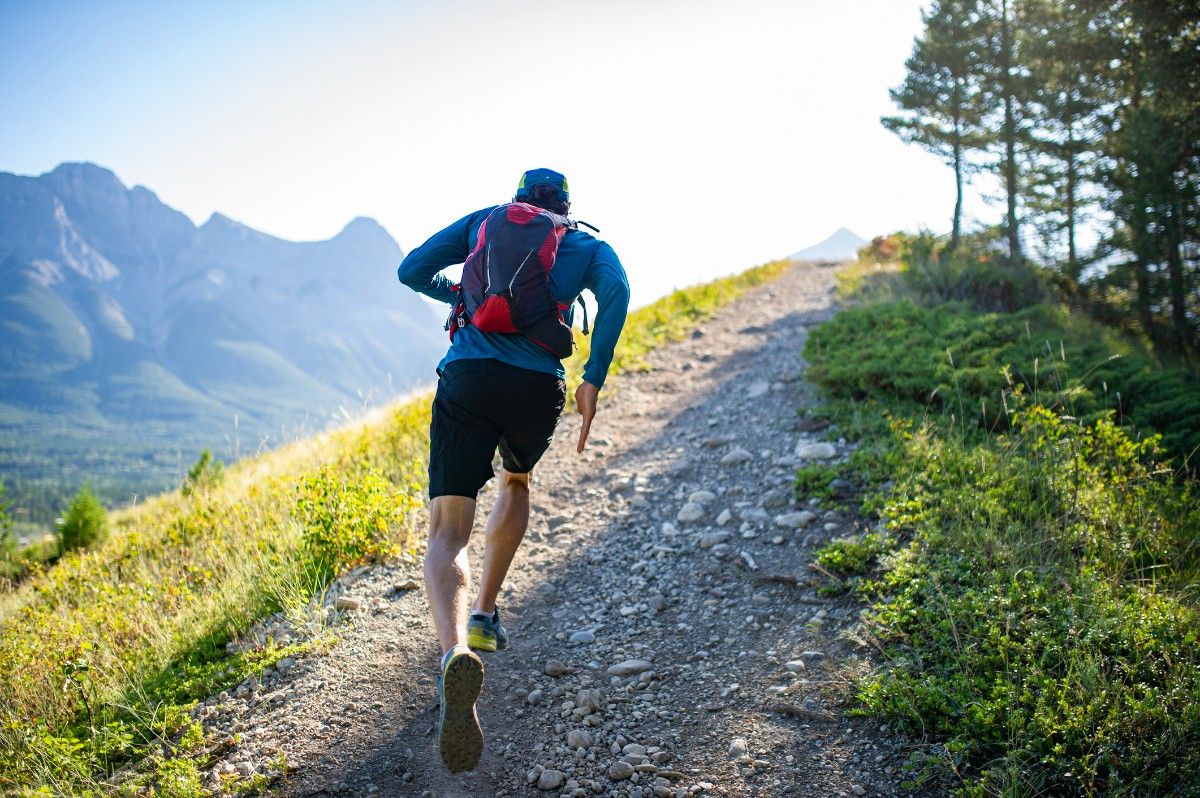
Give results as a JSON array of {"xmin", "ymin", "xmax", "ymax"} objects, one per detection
[
  {"xmin": 688, "ymin": 490, "xmax": 717, "ymax": 505},
  {"xmin": 676, "ymin": 502, "xmax": 705, "ymax": 523},
  {"xmin": 699, "ymin": 532, "xmax": 731, "ymax": 549},
  {"xmin": 746, "ymin": 381, "xmax": 770, "ymax": 399},
  {"xmin": 716, "ymin": 508, "xmax": 733, "ymax": 526},
  {"xmin": 795, "ymin": 441, "xmax": 838, "ymax": 460},
  {"xmin": 720, "ymin": 447, "xmax": 753, "ymax": 465},
  {"xmin": 774, "ymin": 511, "xmax": 816, "ymax": 528},
  {"xmin": 607, "ymin": 659, "xmax": 653, "ymax": 676}
]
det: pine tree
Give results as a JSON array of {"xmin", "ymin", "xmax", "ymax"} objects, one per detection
[
  {"xmin": 57, "ymin": 485, "xmax": 108, "ymax": 553},
  {"xmin": 883, "ymin": 0, "xmax": 987, "ymax": 251}
]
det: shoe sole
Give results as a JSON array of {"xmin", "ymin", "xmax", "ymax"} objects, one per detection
[
  {"xmin": 466, "ymin": 630, "xmax": 497, "ymax": 653},
  {"xmin": 438, "ymin": 652, "xmax": 484, "ymax": 773}
]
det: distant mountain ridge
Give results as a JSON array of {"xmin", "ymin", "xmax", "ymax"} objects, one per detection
[
  {"xmin": 0, "ymin": 162, "xmax": 444, "ymax": 520},
  {"xmin": 789, "ymin": 227, "xmax": 867, "ymax": 261}
]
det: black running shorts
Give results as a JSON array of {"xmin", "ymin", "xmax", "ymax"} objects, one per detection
[{"xmin": 428, "ymin": 358, "xmax": 567, "ymax": 499}]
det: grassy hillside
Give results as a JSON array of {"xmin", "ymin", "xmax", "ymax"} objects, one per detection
[
  {"xmin": 0, "ymin": 259, "xmax": 792, "ymax": 795},
  {"xmin": 800, "ymin": 243, "xmax": 1200, "ymax": 795}
]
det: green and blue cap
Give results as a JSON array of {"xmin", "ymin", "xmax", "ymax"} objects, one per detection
[{"xmin": 515, "ymin": 168, "xmax": 569, "ymax": 203}]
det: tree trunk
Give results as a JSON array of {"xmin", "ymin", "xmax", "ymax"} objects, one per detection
[
  {"xmin": 1065, "ymin": 123, "xmax": 1078, "ymax": 279},
  {"xmin": 1165, "ymin": 197, "xmax": 1193, "ymax": 355},
  {"xmin": 1001, "ymin": 0, "xmax": 1021, "ymax": 263},
  {"xmin": 952, "ymin": 124, "xmax": 964, "ymax": 253}
]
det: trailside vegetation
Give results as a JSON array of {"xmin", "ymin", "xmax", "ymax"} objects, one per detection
[
  {"xmin": 0, "ymin": 259, "xmax": 795, "ymax": 796},
  {"xmin": 801, "ymin": 241, "xmax": 1200, "ymax": 794},
  {"xmin": 885, "ymin": 0, "xmax": 1199, "ymax": 366},
  {"xmin": 57, "ymin": 485, "xmax": 109, "ymax": 554}
]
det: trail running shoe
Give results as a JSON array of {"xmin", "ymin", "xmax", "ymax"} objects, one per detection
[
  {"xmin": 467, "ymin": 607, "xmax": 509, "ymax": 652},
  {"xmin": 437, "ymin": 647, "xmax": 484, "ymax": 773}
]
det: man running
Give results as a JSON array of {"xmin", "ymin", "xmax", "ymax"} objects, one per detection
[{"xmin": 397, "ymin": 168, "xmax": 630, "ymax": 772}]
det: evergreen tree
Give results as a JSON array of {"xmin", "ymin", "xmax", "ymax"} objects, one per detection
[
  {"xmin": 57, "ymin": 485, "xmax": 108, "ymax": 553},
  {"xmin": 883, "ymin": 0, "xmax": 987, "ymax": 251},
  {"xmin": 1020, "ymin": 0, "xmax": 1116, "ymax": 282}
]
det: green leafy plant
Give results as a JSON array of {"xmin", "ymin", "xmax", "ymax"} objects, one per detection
[
  {"xmin": 181, "ymin": 449, "xmax": 225, "ymax": 497},
  {"xmin": 56, "ymin": 485, "xmax": 108, "ymax": 553},
  {"xmin": 803, "ymin": 294, "xmax": 1200, "ymax": 795}
]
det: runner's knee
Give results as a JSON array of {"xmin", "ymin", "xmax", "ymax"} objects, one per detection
[{"xmin": 428, "ymin": 496, "xmax": 476, "ymax": 549}]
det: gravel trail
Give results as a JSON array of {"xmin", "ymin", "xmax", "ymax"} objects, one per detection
[{"xmin": 198, "ymin": 261, "xmax": 916, "ymax": 798}]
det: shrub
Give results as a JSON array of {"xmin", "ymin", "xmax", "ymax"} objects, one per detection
[
  {"xmin": 293, "ymin": 467, "xmax": 413, "ymax": 578},
  {"xmin": 180, "ymin": 449, "xmax": 225, "ymax": 497},
  {"xmin": 57, "ymin": 485, "xmax": 108, "ymax": 553},
  {"xmin": 803, "ymin": 297, "xmax": 1200, "ymax": 794},
  {"xmin": 805, "ymin": 300, "xmax": 1200, "ymax": 467}
]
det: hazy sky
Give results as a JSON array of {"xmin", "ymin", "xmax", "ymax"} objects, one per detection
[{"xmin": 1, "ymin": 0, "xmax": 980, "ymax": 305}]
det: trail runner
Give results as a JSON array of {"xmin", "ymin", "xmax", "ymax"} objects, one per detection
[{"xmin": 397, "ymin": 168, "xmax": 630, "ymax": 771}]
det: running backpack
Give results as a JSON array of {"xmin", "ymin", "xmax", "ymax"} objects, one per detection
[{"xmin": 446, "ymin": 202, "xmax": 588, "ymax": 359}]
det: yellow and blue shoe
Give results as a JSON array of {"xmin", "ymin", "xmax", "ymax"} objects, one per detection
[
  {"xmin": 467, "ymin": 607, "xmax": 509, "ymax": 653},
  {"xmin": 436, "ymin": 647, "xmax": 484, "ymax": 773}
]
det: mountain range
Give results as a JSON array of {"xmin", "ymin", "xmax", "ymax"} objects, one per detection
[
  {"xmin": 0, "ymin": 162, "xmax": 444, "ymax": 524},
  {"xmin": 789, "ymin": 227, "xmax": 868, "ymax": 261}
]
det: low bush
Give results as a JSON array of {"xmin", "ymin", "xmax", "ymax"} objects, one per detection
[
  {"xmin": 806, "ymin": 300, "xmax": 1200, "ymax": 467},
  {"xmin": 803, "ymin": 296, "xmax": 1200, "ymax": 795}
]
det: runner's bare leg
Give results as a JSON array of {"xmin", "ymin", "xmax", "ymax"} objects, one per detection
[
  {"xmin": 473, "ymin": 469, "xmax": 530, "ymax": 614},
  {"xmin": 424, "ymin": 495, "xmax": 477, "ymax": 654}
]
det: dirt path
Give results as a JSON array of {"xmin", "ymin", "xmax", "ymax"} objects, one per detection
[{"xmin": 196, "ymin": 262, "xmax": 915, "ymax": 798}]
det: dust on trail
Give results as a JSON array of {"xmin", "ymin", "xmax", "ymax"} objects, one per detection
[{"xmin": 203, "ymin": 261, "xmax": 918, "ymax": 798}]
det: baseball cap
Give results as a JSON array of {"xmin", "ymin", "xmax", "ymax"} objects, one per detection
[{"xmin": 515, "ymin": 168, "xmax": 569, "ymax": 202}]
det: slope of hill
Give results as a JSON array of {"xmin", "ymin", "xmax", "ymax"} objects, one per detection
[
  {"xmin": 0, "ymin": 162, "xmax": 444, "ymax": 526},
  {"xmin": 788, "ymin": 227, "xmax": 867, "ymax": 261},
  {"xmin": 0, "ymin": 259, "xmax": 798, "ymax": 794}
]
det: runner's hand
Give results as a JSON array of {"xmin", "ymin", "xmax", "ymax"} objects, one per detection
[{"xmin": 576, "ymin": 381, "xmax": 599, "ymax": 453}]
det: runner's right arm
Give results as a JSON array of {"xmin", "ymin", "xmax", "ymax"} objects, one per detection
[{"xmin": 396, "ymin": 208, "xmax": 495, "ymax": 304}]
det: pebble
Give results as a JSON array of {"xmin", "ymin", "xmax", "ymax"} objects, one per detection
[
  {"xmin": 570, "ymin": 630, "xmax": 596, "ymax": 644},
  {"xmin": 676, "ymin": 503, "xmax": 705, "ymax": 523},
  {"xmin": 774, "ymin": 511, "xmax": 816, "ymax": 528},
  {"xmin": 688, "ymin": 489, "xmax": 717, "ymax": 504},
  {"xmin": 795, "ymin": 441, "xmax": 837, "ymax": 460},
  {"xmin": 761, "ymin": 488, "xmax": 789, "ymax": 508},
  {"xmin": 545, "ymin": 660, "xmax": 569, "ymax": 677},
  {"xmin": 575, "ymin": 689, "xmax": 604, "ymax": 712},
  {"xmin": 649, "ymin": 594, "xmax": 668, "ymax": 612},
  {"xmin": 607, "ymin": 659, "xmax": 653, "ymax": 676},
  {"xmin": 537, "ymin": 769, "xmax": 566, "ymax": 790},
  {"xmin": 567, "ymin": 729, "xmax": 592, "ymax": 749},
  {"xmin": 698, "ymin": 532, "xmax": 730, "ymax": 549},
  {"xmin": 393, "ymin": 578, "xmax": 420, "ymax": 591},
  {"xmin": 746, "ymin": 381, "xmax": 770, "ymax": 399},
  {"xmin": 715, "ymin": 508, "xmax": 732, "ymax": 526},
  {"xmin": 608, "ymin": 761, "xmax": 635, "ymax": 781},
  {"xmin": 333, "ymin": 597, "xmax": 362, "ymax": 611},
  {"xmin": 739, "ymin": 507, "xmax": 769, "ymax": 524},
  {"xmin": 720, "ymin": 447, "xmax": 753, "ymax": 465},
  {"xmin": 784, "ymin": 660, "xmax": 806, "ymax": 672},
  {"xmin": 728, "ymin": 738, "xmax": 749, "ymax": 760}
]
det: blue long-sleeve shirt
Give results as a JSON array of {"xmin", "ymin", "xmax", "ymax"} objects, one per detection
[{"xmin": 397, "ymin": 206, "xmax": 630, "ymax": 388}]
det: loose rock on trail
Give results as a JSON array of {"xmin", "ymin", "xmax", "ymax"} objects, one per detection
[{"xmin": 199, "ymin": 262, "xmax": 918, "ymax": 797}]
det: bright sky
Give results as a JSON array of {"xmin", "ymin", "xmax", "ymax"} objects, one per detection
[{"xmin": 0, "ymin": 0, "xmax": 980, "ymax": 306}]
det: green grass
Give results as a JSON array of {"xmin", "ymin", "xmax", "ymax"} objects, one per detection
[
  {"xmin": 0, "ymin": 258, "xmax": 796, "ymax": 795},
  {"xmin": 803, "ymin": 272, "xmax": 1200, "ymax": 795}
]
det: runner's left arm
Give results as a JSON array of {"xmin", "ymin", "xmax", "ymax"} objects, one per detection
[
  {"xmin": 581, "ymin": 242, "xmax": 631, "ymax": 389},
  {"xmin": 396, "ymin": 208, "xmax": 494, "ymax": 305}
]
